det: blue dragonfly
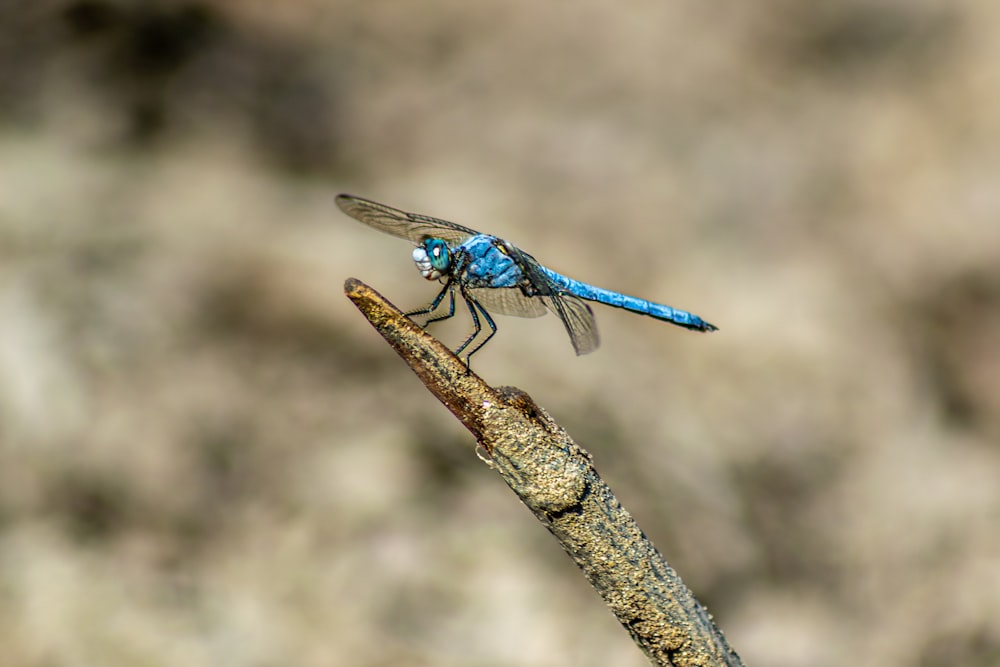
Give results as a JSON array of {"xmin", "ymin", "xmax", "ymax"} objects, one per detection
[{"xmin": 336, "ymin": 194, "xmax": 717, "ymax": 365}]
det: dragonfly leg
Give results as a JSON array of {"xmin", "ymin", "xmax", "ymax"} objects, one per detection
[
  {"xmin": 422, "ymin": 288, "xmax": 457, "ymax": 326},
  {"xmin": 456, "ymin": 295, "xmax": 498, "ymax": 368},
  {"xmin": 454, "ymin": 293, "xmax": 482, "ymax": 360},
  {"xmin": 405, "ymin": 282, "xmax": 455, "ymax": 326}
]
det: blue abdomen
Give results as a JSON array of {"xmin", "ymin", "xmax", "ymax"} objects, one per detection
[{"xmin": 539, "ymin": 266, "xmax": 716, "ymax": 331}]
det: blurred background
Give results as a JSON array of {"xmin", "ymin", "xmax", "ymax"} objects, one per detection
[{"xmin": 2, "ymin": 1, "xmax": 999, "ymax": 665}]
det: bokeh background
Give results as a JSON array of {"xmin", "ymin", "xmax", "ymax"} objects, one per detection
[{"xmin": 2, "ymin": 1, "xmax": 999, "ymax": 665}]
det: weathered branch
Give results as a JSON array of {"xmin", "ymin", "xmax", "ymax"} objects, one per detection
[{"xmin": 344, "ymin": 278, "xmax": 744, "ymax": 667}]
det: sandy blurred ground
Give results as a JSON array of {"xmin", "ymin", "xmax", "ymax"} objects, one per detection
[{"xmin": 1, "ymin": 1, "xmax": 999, "ymax": 665}]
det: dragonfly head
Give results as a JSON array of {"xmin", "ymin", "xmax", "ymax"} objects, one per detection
[{"xmin": 413, "ymin": 238, "xmax": 451, "ymax": 280}]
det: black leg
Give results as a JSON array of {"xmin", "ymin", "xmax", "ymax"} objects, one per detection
[
  {"xmin": 408, "ymin": 285, "xmax": 499, "ymax": 371},
  {"xmin": 405, "ymin": 282, "xmax": 455, "ymax": 326},
  {"xmin": 461, "ymin": 298, "xmax": 498, "ymax": 366},
  {"xmin": 421, "ymin": 287, "xmax": 458, "ymax": 326},
  {"xmin": 454, "ymin": 293, "xmax": 482, "ymax": 359}
]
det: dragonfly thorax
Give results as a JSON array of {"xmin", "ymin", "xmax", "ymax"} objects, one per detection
[{"xmin": 412, "ymin": 238, "xmax": 452, "ymax": 280}]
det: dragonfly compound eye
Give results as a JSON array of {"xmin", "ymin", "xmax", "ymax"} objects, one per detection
[
  {"xmin": 412, "ymin": 239, "xmax": 450, "ymax": 280},
  {"xmin": 425, "ymin": 238, "xmax": 451, "ymax": 272}
]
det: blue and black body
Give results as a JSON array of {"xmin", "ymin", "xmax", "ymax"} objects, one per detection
[{"xmin": 336, "ymin": 194, "xmax": 717, "ymax": 366}]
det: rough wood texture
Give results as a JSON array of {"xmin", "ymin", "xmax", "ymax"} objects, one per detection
[{"xmin": 345, "ymin": 278, "xmax": 743, "ymax": 666}]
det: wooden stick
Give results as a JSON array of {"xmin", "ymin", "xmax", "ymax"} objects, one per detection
[{"xmin": 344, "ymin": 278, "xmax": 743, "ymax": 667}]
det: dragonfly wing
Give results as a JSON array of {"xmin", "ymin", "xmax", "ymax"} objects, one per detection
[
  {"xmin": 542, "ymin": 294, "xmax": 599, "ymax": 355},
  {"xmin": 501, "ymin": 245, "xmax": 601, "ymax": 355},
  {"xmin": 468, "ymin": 287, "xmax": 548, "ymax": 318},
  {"xmin": 336, "ymin": 195, "xmax": 479, "ymax": 245}
]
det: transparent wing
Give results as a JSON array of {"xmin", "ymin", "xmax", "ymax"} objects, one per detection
[
  {"xmin": 505, "ymin": 246, "xmax": 600, "ymax": 355},
  {"xmin": 542, "ymin": 294, "xmax": 599, "ymax": 355},
  {"xmin": 468, "ymin": 287, "xmax": 548, "ymax": 318},
  {"xmin": 336, "ymin": 194, "xmax": 480, "ymax": 245}
]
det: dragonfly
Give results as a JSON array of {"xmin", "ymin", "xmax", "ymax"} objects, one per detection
[{"xmin": 336, "ymin": 194, "xmax": 717, "ymax": 366}]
